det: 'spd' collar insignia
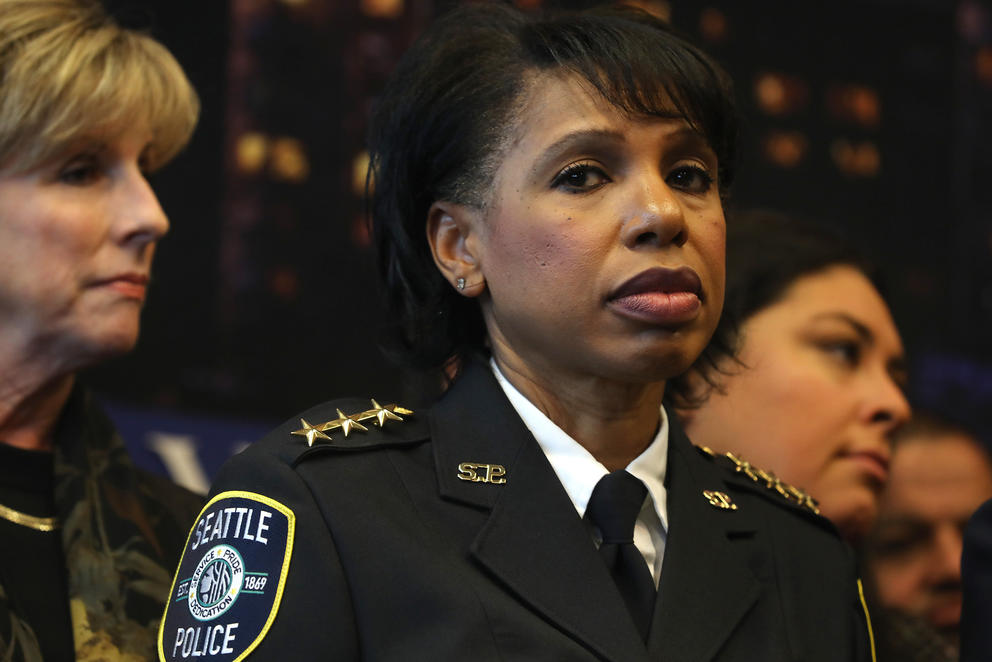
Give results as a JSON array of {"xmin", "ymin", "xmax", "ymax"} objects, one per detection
[
  {"xmin": 158, "ymin": 491, "xmax": 295, "ymax": 662},
  {"xmin": 703, "ymin": 490, "xmax": 737, "ymax": 510},
  {"xmin": 456, "ymin": 462, "xmax": 507, "ymax": 485}
]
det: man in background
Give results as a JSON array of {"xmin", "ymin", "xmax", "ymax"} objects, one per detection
[{"xmin": 864, "ymin": 415, "xmax": 992, "ymax": 661}]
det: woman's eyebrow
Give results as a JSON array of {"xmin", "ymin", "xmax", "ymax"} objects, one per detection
[
  {"xmin": 529, "ymin": 128, "xmax": 625, "ymax": 176},
  {"xmin": 59, "ymin": 138, "xmax": 108, "ymax": 159},
  {"xmin": 530, "ymin": 124, "xmax": 710, "ymax": 177},
  {"xmin": 811, "ymin": 311, "xmax": 909, "ymax": 382},
  {"xmin": 810, "ymin": 312, "xmax": 873, "ymax": 342}
]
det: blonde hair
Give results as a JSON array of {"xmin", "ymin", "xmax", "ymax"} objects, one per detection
[{"xmin": 0, "ymin": 0, "xmax": 199, "ymax": 173}]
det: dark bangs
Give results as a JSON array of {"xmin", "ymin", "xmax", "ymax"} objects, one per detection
[{"xmin": 523, "ymin": 6, "xmax": 737, "ymax": 192}]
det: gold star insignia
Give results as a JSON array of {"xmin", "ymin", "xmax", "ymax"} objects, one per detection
[
  {"xmin": 367, "ymin": 398, "xmax": 405, "ymax": 427},
  {"xmin": 320, "ymin": 409, "xmax": 369, "ymax": 437},
  {"xmin": 354, "ymin": 399, "xmax": 415, "ymax": 427},
  {"xmin": 291, "ymin": 418, "xmax": 331, "ymax": 447}
]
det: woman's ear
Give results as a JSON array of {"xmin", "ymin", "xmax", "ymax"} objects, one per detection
[{"xmin": 426, "ymin": 201, "xmax": 487, "ymax": 297}]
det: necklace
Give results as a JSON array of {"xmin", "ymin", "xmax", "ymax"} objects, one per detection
[{"xmin": 0, "ymin": 502, "xmax": 58, "ymax": 531}]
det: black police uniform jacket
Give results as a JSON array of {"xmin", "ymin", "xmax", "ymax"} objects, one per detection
[{"xmin": 161, "ymin": 361, "xmax": 873, "ymax": 662}]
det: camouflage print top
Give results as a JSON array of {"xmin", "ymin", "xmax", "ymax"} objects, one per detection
[{"xmin": 0, "ymin": 388, "xmax": 203, "ymax": 661}]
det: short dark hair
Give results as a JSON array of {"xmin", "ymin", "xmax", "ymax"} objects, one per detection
[
  {"xmin": 670, "ymin": 209, "xmax": 880, "ymax": 407},
  {"xmin": 368, "ymin": 2, "xmax": 737, "ymax": 373}
]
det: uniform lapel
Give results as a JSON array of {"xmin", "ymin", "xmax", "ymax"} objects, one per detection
[
  {"xmin": 432, "ymin": 361, "xmax": 650, "ymax": 662},
  {"xmin": 648, "ymin": 421, "xmax": 761, "ymax": 661}
]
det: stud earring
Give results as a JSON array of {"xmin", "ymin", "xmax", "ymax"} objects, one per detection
[{"xmin": 456, "ymin": 277, "xmax": 466, "ymax": 290}]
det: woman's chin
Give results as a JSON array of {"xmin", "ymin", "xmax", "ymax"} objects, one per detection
[
  {"xmin": 587, "ymin": 352, "xmax": 698, "ymax": 388},
  {"xmin": 821, "ymin": 492, "xmax": 879, "ymax": 543},
  {"xmin": 598, "ymin": 330, "xmax": 711, "ymax": 384},
  {"xmin": 65, "ymin": 324, "xmax": 142, "ymax": 368}
]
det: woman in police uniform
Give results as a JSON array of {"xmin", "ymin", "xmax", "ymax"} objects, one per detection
[{"xmin": 162, "ymin": 5, "xmax": 874, "ymax": 661}]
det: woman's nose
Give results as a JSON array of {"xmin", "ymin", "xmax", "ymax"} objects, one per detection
[
  {"xmin": 619, "ymin": 175, "xmax": 687, "ymax": 249},
  {"xmin": 867, "ymin": 372, "xmax": 911, "ymax": 432},
  {"xmin": 114, "ymin": 168, "xmax": 170, "ymax": 247}
]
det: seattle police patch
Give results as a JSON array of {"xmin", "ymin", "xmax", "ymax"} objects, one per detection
[{"xmin": 159, "ymin": 491, "xmax": 295, "ymax": 662}]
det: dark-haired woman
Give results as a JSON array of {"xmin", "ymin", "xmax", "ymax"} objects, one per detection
[
  {"xmin": 674, "ymin": 211, "xmax": 910, "ymax": 543},
  {"xmin": 162, "ymin": 6, "xmax": 873, "ymax": 660}
]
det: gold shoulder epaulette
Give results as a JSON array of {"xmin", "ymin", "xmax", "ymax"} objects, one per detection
[
  {"xmin": 697, "ymin": 446, "xmax": 821, "ymax": 516},
  {"xmin": 291, "ymin": 399, "xmax": 415, "ymax": 447}
]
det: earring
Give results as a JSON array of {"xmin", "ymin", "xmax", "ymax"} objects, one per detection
[{"xmin": 456, "ymin": 277, "xmax": 465, "ymax": 290}]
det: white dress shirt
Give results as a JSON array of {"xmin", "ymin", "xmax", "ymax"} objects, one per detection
[{"xmin": 490, "ymin": 360, "xmax": 669, "ymax": 586}]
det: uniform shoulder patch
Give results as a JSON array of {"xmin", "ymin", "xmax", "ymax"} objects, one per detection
[
  {"xmin": 158, "ymin": 491, "xmax": 295, "ymax": 662},
  {"xmin": 695, "ymin": 445, "xmax": 821, "ymax": 516}
]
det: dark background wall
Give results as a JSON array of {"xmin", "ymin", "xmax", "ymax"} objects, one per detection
[{"xmin": 86, "ymin": 0, "xmax": 992, "ymax": 453}]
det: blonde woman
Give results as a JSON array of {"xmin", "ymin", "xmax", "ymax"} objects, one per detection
[{"xmin": 0, "ymin": 1, "xmax": 200, "ymax": 659}]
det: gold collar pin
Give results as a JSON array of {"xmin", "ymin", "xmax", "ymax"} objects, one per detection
[
  {"xmin": 703, "ymin": 490, "xmax": 737, "ymax": 510},
  {"xmin": 457, "ymin": 462, "xmax": 507, "ymax": 485}
]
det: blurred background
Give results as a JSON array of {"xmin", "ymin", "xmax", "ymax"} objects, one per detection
[{"xmin": 85, "ymin": 0, "xmax": 992, "ymax": 489}]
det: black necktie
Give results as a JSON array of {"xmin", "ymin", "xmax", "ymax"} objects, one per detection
[{"xmin": 586, "ymin": 470, "xmax": 656, "ymax": 642}]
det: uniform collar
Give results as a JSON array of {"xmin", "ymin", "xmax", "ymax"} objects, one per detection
[
  {"xmin": 489, "ymin": 359, "xmax": 669, "ymax": 532},
  {"xmin": 429, "ymin": 359, "xmax": 761, "ymax": 661}
]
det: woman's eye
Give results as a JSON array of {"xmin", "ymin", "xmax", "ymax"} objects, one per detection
[
  {"xmin": 821, "ymin": 340, "xmax": 861, "ymax": 366},
  {"xmin": 58, "ymin": 157, "xmax": 101, "ymax": 185},
  {"xmin": 551, "ymin": 162, "xmax": 609, "ymax": 192},
  {"xmin": 666, "ymin": 165, "xmax": 714, "ymax": 194}
]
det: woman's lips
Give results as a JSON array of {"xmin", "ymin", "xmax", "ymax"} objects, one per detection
[
  {"xmin": 608, "ymin": 266, "xmax": 703, "ymax": 325},
  {"xmin": 93, "ymin": 274, "xmax": 149, "ymax": 300},
  {"xmin": 843, "ymin": 450, "xmax": 890, "ymax": 485}
]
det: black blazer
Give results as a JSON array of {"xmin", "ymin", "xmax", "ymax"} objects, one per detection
[
  {"xmin": 161, "ymin": 361, "xmax": 872, "ymax": 661},
  {"xmin": 961, "ymin": 497, "xmax": 992, "ymax": 662}
]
